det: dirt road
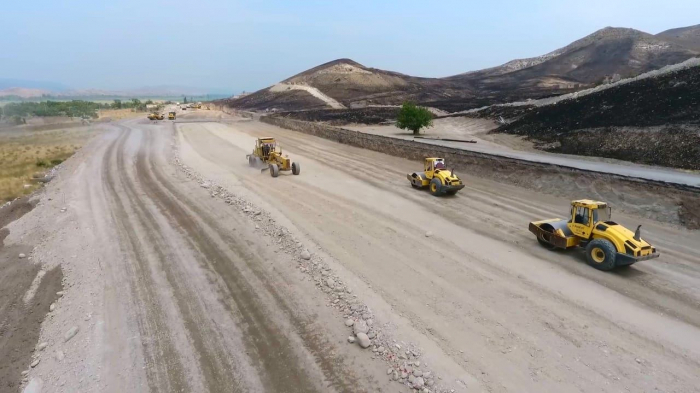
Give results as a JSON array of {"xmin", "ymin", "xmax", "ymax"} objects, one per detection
[{"xmin": 6, "ymin": 110, "xmax": 700, "ymax": 392}]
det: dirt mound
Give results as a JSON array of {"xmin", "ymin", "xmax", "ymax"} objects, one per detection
[{"xmin": 495, "ymin": 63, "xmax": 700, "ymax": 169}]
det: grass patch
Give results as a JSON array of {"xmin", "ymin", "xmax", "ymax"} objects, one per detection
[{"xmin": 0, "ymin": 127, "xmax": 99, "ymax": 202}]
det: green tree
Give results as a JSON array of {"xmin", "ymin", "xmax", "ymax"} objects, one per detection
[
  {"xmin": 112, "ymin": 99, "xmax": 122, "ymax": 109},
  {"xmin": 396, "ymin": 102, "xmax": 433, "ymax": 135}
]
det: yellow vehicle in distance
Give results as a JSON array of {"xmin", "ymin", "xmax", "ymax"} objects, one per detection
[
  {"xmin": 529, "ymin": 199, "xmax": 659, "ymax": 270},
  {"xmin": 147, "ymin": 113, "xmax": 164, "ymax": 120},
  {"xmin": 168, "ymin": 112, "xmax": 176, "ymax": 120},
  {"xmin": 407, "ymin": 158, "xmax": 465, "ymax": 196}
]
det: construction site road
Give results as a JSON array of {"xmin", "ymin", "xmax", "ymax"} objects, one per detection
[
  {"xmin": 349, "ymin": 121, "xmax": 700, "ymax": 188},
  {"xmin": 10, "ymin": 110, "xmax": 700, "ymax": 393}
]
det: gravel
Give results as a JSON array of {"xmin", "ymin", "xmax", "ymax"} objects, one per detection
[{"xmin": 63, "ymin": 326, "xmax": 79, "ymax": 343}]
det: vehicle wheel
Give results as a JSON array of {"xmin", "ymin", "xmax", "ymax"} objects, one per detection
[
  {"xmin": 429, "ymin": 178, "xmax": 443, "ymax": 196},
  {"xmin": 537, "ymin": 236, "xmax": 557, "ymax": 250},
  {"xmin": 269, "ymin": 164, "xmax": 280, "ymax": 178},
  {"xmin": 585, "ymin": 239, "xmax": 617, "ymax": 271},
  {"xmin": 292, "ymin": 162, "xmax": 300, "ymax": 175}
]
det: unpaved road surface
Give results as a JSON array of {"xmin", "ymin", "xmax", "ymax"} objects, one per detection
[{"xmin": 4, "ymin": 110, "xmax": 700, "ymax": 392}]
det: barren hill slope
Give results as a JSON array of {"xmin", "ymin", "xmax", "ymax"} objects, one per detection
[
  {"xmin": 228, "ymin": 59, "xmax": 475, "ymax": 111},
  {"xmin": 494, "ymin": 60, "xmax": 700, "ymax": 169},
  {"xmin": 450, "ymin": 27, "xmax": 698, "ymax": 101},
  {"xmin": 226, "ymin": 26, "xmax": 699, "ymax": 113},
  {"xmin": 657, "ymin": 24, "xmax": 700, "ymax": 51}
]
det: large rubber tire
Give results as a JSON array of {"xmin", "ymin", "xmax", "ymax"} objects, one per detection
[
  {"xmin": 269, "ymin": 163, "xmax": 280, "ymax": 178},
  {"xmin": 429, "ymin": 178, "xmax": 443, "ymax": 196},
  {"xmin": 292, "ymin": 162, "xmax": 300, "ymax": 175},
  {"xmin": 585, "ymin": 239, "xmax": 617, "ymax": 271}
]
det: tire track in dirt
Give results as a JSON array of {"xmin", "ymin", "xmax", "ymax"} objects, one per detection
[
  {"xmin": 102, "ymin": 127, "xmax": 192, "ymax": 392},
  {"xmin": 136, "ymin": 126, "xmax": 359, "ymax": 392}
]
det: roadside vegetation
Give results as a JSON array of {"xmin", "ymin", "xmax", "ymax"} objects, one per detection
[
  {"xmin": 0, "ymin": 99, "xmax": 163, "ymax": 125},
  {"xmin": 396, "ymin": 102, "xmax": 433, "ymax": 135},
  {"xmin": 0, "ymin": 127, "xmax": 99, "ymax": 203}
]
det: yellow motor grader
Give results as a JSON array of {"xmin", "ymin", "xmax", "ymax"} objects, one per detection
[
  {"xmin": 529, "ymin": 199, "xmax": 659, "ymax": 270},
  {"xmin": 407, "ymin": 158, "xmax": 465, "ymax": 196},
  {"xmin": 147, "ymin": 113, "xmax": 164, "ymax": 120},
  {"xmin": 246, "ymin": 137, "xmax": 300, "ymax": 177}
]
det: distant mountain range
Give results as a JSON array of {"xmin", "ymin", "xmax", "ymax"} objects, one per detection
[
  {"xmin": 227, "ymin": 25, "xmax": 700, "ymax": 112},
  {"xmin": 0, "ymin": 82, "xmax": 225, "ymax": 99}
]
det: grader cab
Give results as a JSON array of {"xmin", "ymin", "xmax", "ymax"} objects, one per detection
[
  {"xmin": 529, "ymin": 199, "xmax": 659, "ymax": 270},
  {"xmin": 246, "ymin": 137, "xmax": 300, "ymax": 178}
]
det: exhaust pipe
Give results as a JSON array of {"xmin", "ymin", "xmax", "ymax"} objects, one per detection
[{"xmin": 634, "ymin": 225, "xmax": 642, "ymax": 241}]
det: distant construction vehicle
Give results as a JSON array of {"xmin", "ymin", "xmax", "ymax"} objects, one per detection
[
  {"xmin": 407, "ymin": 158, "xmax": 465, "ymax": 196},
  {"xmin": 147, "ymin": 113, "xmax": 164, "ymax": 120},
  {"xmin": 529, "ymin": 199, "xmax": 659, "ymax": 270},
  {"xmin": 168, "ymin": 112, "xmax": 176, "ymax": 120},
  {"xmin": 246, "ymin": 137, "xmax": 300, "ymax": 177}
]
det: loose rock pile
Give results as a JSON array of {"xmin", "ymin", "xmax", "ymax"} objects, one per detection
[{"xmin": 172, "ymin": 149, "xmax": 450, "ymax": 392}]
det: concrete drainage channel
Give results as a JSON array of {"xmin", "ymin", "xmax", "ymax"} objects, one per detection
[{"xmin": 172, "ymin": 149, "xmax": 451, "ymax": 392}]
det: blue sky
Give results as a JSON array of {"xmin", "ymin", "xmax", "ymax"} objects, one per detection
[{"xmin": 1, "ymin": 0, "xmax": 699, "ymax": 93}]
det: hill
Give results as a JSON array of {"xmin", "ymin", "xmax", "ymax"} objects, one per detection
[
  {"xmin": 225, "ymin": 27, "xmax": 699, "ymax": 113},
  {"xmin": 493, "ymin": 59, "xmax": 700, "ymax": 169},
  {"xmin": 657, "ymin": 24, "xmax": 700, "ymax": 51}
]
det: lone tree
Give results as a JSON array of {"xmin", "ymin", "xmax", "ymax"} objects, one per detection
[{"xmin": 396, "ymin": 102, "xmax": 433, "ymax": 135}]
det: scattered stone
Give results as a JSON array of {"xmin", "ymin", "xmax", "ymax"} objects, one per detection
[
  {"xmin": 408, "ymin": 374, "xmax": 416, "ymax": 383},
  {"xmin": 21, "ymin": 370, "xmax": 29, "ymax": 376},
  {"xmin": 200, "ymin": 182, "xmax": 211, "ymax": 189},
  {"xmin": 56, "ymin": 291, "xmax": 64, "ymax": 297},
  {"xmin": 19, "ymin": 253, "xmax": 27, "ymax": 259},
  {"xmin": 367, "ymin": 331, "xmax": 376, "ymax": 339},
  {"xmin": 412, "ymin": 377, "xmax": 425, "ymax": 389},
  {"xmin": 635, "ymin": 358, "xmax": 642, "ymax": 364},
  {"xmin": 378, "ymin": 346, "xmax": 385, "ymax": 353},
  {"xmin": 401, "ymin": 372, "xmax": 408, "ymax": 379},
  {"xmin": 353, "ymin": 320, "xmax": 369, "ymax": 335},
  {"xmin": 300, "ymin": 249, "xmax": 311, "ymax": 260},
  {"xmin": 49, "ymin": 303, "xmax": 55, "ymax": 312},
  {"xmin": 37, "ymin": 342, "xmax": 48, "ymax": 351},
  {"xmin": 356, "ymin": 333, "xmax": 371, "ymax": 348},
  {"xmin": 362, "ymin": 313, "xmax": 371, "ymax": 320},
  {"xmin": 64, "ymin": 326, "xmax": 79, "ymax": 342},
  {"xmin": 415, "ymin": 361, "xmax": 421, "ymax": 367},
  {"xmin": 326, "ymin": 278, "xmax": 335, "ymax": 288},
  {"xmin": 55, "ymin": 351, "xmax": 65, "ymax": 361},
  {"xmin": 347, "ymin": 336, "xmax": 355, "ymax": 344},
  {"xmin": 345, "ymin": 319, "xmax": 354, "ymax": 327},
  {"xmin": 386, "ymin": 368, "xmax": 393, "ymax": 375},
  {"xmin": 427, "ymin": 379, "xmax": 435, "ymax": 387},
  {"xmin": 414, "ymin": 369, "xmax": 423, "ymax": 377},
  {"xmin": 30, "ymin": 359, "xmax": 40, "ymax": 368},
  {"xmin": 425, "ymin": 231, "xmax": 433, "ymax": 238}
]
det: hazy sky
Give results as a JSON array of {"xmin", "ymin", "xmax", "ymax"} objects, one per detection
[{"xmin": 1, "ymin": 0, "xmax": 699, "ymax": 93}]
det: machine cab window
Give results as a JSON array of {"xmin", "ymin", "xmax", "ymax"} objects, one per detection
[{"xmin": 573, "ymin": 206, "xmax": 590, "ymax": 225}]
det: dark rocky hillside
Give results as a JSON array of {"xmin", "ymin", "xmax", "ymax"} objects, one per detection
[{"xmin": 496, "ymin": 64, "xmax": 700, "ymax": 169}]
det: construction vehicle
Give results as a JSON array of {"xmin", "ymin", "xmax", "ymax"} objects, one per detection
[
  {"xmin": 168, "ymin": 112, "xmax": 176, "ymax": 120},
  {"xmin": 529, "ymin": 199, "xmax": 659, "ymax": 271},
  {"xmin": 147, "ymin": 113, "xmax": 164, "ymax": 120},
  {"xmin": 407, "ymin": 158, "xmax": 465, "ymax": 196},
  {"xmin": 246, "ymin": 137, "xmax": 300, "ymax": 177}
]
